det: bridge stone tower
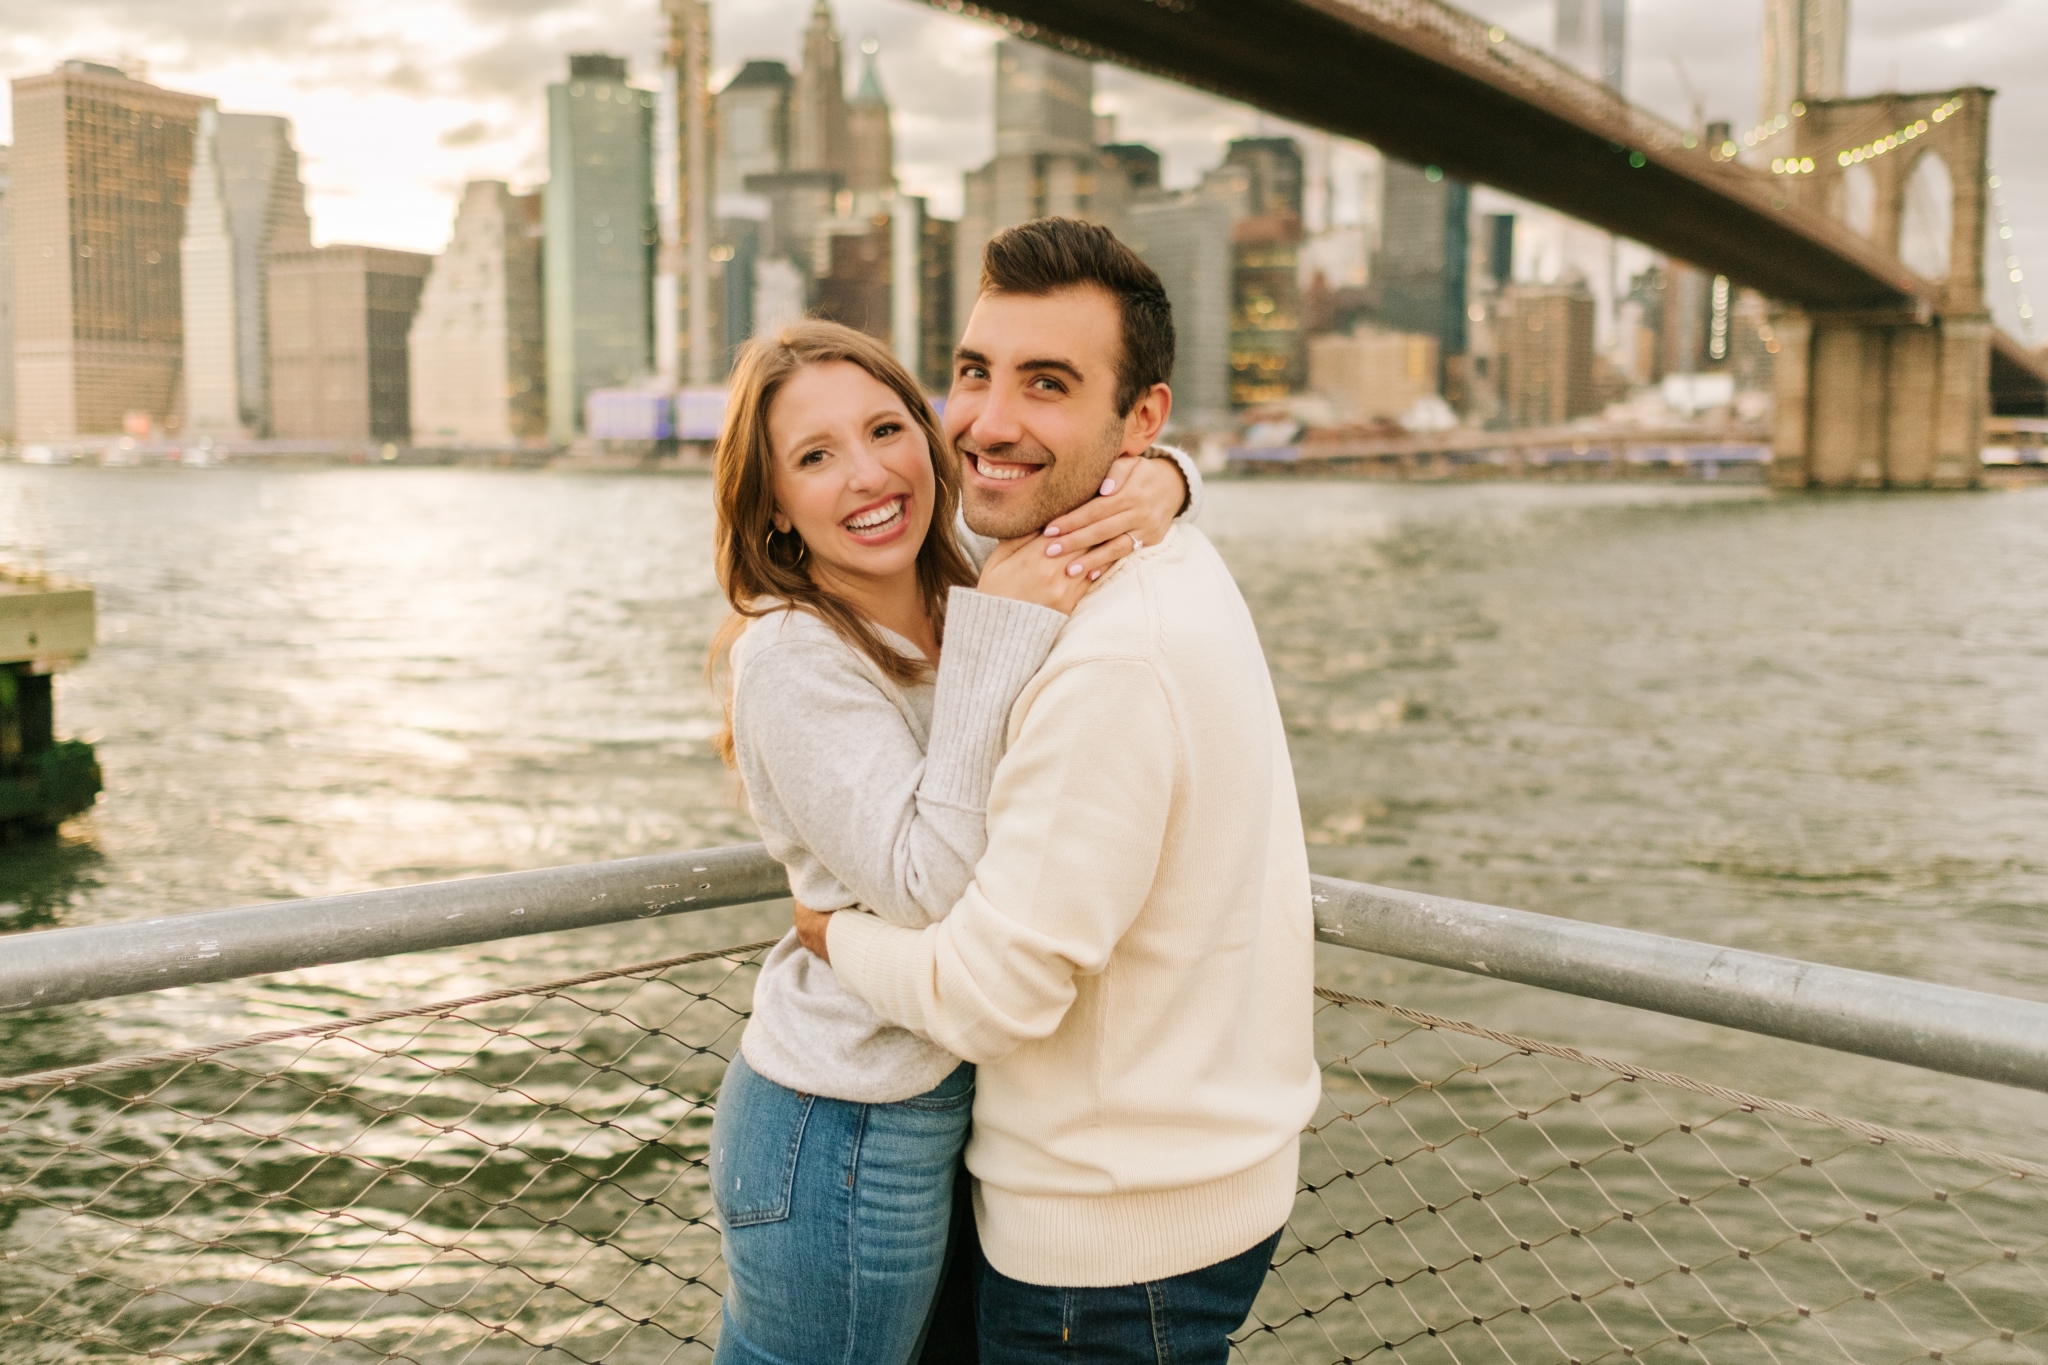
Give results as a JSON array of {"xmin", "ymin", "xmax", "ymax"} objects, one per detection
[{"xmin": 1769, "ymin": 87, "xmax": 1994, "ymax": 489}]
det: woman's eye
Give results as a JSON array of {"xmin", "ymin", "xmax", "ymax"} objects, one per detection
[
  {"xmin": 872, "ymin": 421, "xmax": 901, "ymax": 440},
  {"xmin": 798, "ymin": 448, "xmax": 825, "ymax": 467}
]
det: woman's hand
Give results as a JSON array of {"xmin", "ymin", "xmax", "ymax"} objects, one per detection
[
  {"xmin": 974, "ymin": 452, "xmax": 1188, "ymax": 614},
  {"xmin": 1038, "ymin": 451, "xmax": 1186, "ymax": 567},
  {"xmin": 794, "ymin": 898, "xmax": 832, "ymax": 963}
]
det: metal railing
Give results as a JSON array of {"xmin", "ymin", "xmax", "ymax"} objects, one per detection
[
  {"xmin": 8, "ymin": 844, "xmax": 2048, "ymax": 1092},
  {"xmin": 3, "ymin": 845, "xmax": 2046, "ymax": 1363}
]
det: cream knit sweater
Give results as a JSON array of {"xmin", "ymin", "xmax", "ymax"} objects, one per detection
[{"xmin": 828, "ymin": 525, "xmax": 1321, "ymax": 1288}]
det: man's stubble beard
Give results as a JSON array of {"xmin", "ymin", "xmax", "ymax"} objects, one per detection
[{"xmin": 957, "ymin": 413, "xmax": 1128, "ymax": 541}]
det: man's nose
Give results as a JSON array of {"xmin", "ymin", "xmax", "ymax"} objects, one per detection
[{"xmin": 969, "ymin": 384, "xmax": 1024, "ymax": 449}]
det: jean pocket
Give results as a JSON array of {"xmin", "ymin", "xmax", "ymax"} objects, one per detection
[
  {"xmin": 896, "ymin": 1061, "xmax": 975, "ymax": 1113},
  {"xmin": 713, "ymin": 1060, "xmax": 816, "ymax": 1228}
]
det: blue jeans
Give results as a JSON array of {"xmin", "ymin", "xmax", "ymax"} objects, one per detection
[
  {"xmin": 711, "ymin": 1048, "xmax": 974, "ymax": 1365},
  {"xmin": 977, "ymin": 1227, "xmax": 1283, "ymax": 1364}
]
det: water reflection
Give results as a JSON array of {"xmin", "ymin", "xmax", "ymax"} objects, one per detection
[{"xmin": 0, "ymin": 835, "xmax": 102, "ymax": 932}]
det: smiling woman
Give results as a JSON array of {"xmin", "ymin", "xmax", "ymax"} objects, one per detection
[
  {"xmin": 766, "ymin": 360, "xmax": 948, "ymax": 655},
  {"xmin": 707, "ymin": 320, "xmax": 977, "ymax": 709}
]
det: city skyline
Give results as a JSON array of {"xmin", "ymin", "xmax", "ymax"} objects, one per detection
[{"xmin": 0, "ymin": 0, "xmax": 2038, "ymax": 338}]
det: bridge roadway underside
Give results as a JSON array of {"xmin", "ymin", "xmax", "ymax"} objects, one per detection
[
  {"xmin": 934, "ymin": 0, "xmax": 1910, "ymax": 309},
  {"xmin": 931, "ymin": 0, "xmax": 2048, "ymax": 419}
]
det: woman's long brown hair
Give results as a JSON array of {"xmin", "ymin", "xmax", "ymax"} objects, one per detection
[{"xmin": 707, "ymin": 319, "xmax": 977, "ymax": 766}]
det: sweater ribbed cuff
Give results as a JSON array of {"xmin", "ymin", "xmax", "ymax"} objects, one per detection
[
  {"xmin": 1150, "ymin": 443, "xmax": 1202, "ymax": 522},
  {"xmin": 826, "ymin": 908, "xmax": 930, "ymax": 1034},
  {"xmin": 924, "ymin": 587, "xmax": 1064, "ymax": 812}
]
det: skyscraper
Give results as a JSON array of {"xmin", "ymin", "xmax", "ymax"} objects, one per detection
[
  {"xmin": 181, "ymin": 106, "xmax": 242, "ymax": 437},
  {"xmin": 0, "ymin": 148, "xmax": 14, "ymax": 440},
  {"xmin": 791, "ymin": 0, "xmax": 851, "ymax": 178},
  {"xmin": 11, "ymin": 60, "xmax": 206, "ymax": 440},
  {"xmin": 268, "ymin": 245, "xmax": 431, "ymax": 442},
  {"xmin": 916, "ymin": 212, "xmax": 956, "ymax": 392},
  {"xmin": 816, "ymin": 224, "xmax": 891, "ymax": 339},
  {"xmin": 717, "ymin": 61, "xmax": 792, "ymax": 196},
  {"xmin": 1222, "ymin": 138, "xmax": 1305, "ymax": 220},
  {"xmin": 216, "ymin": 113, "xmax": 311, "ymax": 434},
  {"xmin": 545, "ymin": 54, "xmax": 654, "ymax": 443},
  {"xmin": 1660, "ymin": 261, "xmax": 1714, "ymax": 376},
  {"xmin": 1555, "ymin": 0, "xmax": 1627, "ymax": 90},
  {"xmin": 1499, "ymin": 282, "xmax": 1597, "ymax": 427},
  {"xmin": 656, "ymin": 0, "xmax": 714, "ymax": 388},
  {"xmin": 1760, "ymin": 0, "xmax": 1848, "ymax": 126},
  {"xmin": 1221, "ymin": 138, "xmax": 1306, "ymax": 405},
  {"xmin": 182, "ymin": 109, "xmax": 314, "ymax": 438},
  {"xmin": 1128, "ymin": 194, "xmax": 1233, "ymax": 420},
  {"xmin": 409, "ymin": 181, "xmax": 545, "ymax": 446},
  {"xmin": 993, "ymin": 40, "xmax": 1094, "ymax": 161},
  {"xmin": 812, "ymin": 41, "xmax": 925, "ymax": 373},
  {"xmin": 847, "ymin": 40, "xmax": 894, "ymax": 196},
  {"xmin": 955, "ymin": 40, "xmax": 1130, "ymax": 330},
  {"xmin": 1375, "ymin": 160, "xmax": 1470, "ymax": 374}
]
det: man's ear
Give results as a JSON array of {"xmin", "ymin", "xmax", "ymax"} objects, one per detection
[{"xmin": 1120, "ymin": 383, "xmax": 1173, "ymax": 456}]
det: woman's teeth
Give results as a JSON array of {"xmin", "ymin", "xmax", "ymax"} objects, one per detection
[
  {"xmin": 845, "ymin": 499, "xmax": 905, "ymax": 532},
  {"xmin": 975, "ymin": 454, "xmax": 1033, "ymax": 482}
]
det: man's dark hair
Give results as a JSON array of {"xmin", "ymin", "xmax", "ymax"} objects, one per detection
[{"xmin": 980, "ymin": 217, "xmax": 1175, "ymax": 417}]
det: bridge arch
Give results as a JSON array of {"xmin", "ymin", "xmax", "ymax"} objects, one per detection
[
  {"xmin": 1899, "ymin": 149, "xmax": 1954, "ymax": 281},
  {"xmin": 1832, "ymin": 162, "xmax": 1876, "ymax": 238},
  {"xmin": 1790, "ymin": 88, "xmax": 1987, "ymax": 315}
]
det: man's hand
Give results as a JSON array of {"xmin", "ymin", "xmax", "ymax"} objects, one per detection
[{"xmin": 793, "ymin": 898, "xmax": 833, "ymax": 963}]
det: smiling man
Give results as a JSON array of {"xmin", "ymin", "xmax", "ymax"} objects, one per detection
[{"xmin": 798, "ymin": 217, "xmax": 1320, "ymax": 1363}]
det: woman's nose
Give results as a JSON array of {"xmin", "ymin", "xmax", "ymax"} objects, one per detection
[{"xmin": 846, "ymin": 442, "xmax": 888, "ymax": 488}]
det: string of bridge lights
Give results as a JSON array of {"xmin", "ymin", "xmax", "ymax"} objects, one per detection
[
  {"xmin": 1738, "ymin": 102, "xmax": 1804, "ymax": 153},
  {"xmin": 1988, "ymin": 168, "xmax": 2037, "ymax": 340},
  {"xmin": 1751, "ymin": 96, "xmax": 1966, "ymax": 177},
  {"xmin": 1829, "ymin": 96, "xmax": 1965, "ymax": 170}
]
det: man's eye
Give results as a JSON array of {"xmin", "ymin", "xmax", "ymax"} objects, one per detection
[
  {"xmin": 959, "ymin": 365, "xmax": 987, "ymax": 380},
  {"xmin": 1032, "ymin": 376, "xmax": 1064, "ymax": 393}
]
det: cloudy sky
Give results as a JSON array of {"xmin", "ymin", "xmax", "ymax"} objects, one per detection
[{"xmin": 3, "ymin": 0, "xmax": 2040, "ymax": 339}]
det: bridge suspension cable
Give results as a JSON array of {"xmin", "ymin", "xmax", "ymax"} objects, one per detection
[{"xmin": 1988, "ymin": 168, "xmax": 2037, "ymax": 341}]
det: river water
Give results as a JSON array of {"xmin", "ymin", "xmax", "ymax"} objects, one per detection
[{"xmin": 3, "ymin": 466, "xmax": 2047, "ymax": 1153}]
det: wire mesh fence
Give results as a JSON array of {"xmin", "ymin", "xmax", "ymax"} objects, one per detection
[
  {"xmin": 1251, "ymin": 989, "xmax": 2048, "ymax": 1365},
  {"xmin": 2, "ymin": 941, "xmax": 2043, "ymax": 1364},
  {"xmin": 0, "ymin": 942, "xmax": 770, "ymax": 1364}
]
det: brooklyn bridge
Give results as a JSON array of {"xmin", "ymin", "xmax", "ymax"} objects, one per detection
[{"xmin": 923, "ymin": 0, "xmax": 2048, "ymax": 488}]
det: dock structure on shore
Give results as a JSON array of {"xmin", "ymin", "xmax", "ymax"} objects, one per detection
[
  {"xmin": 1228, "ymin": 425, "xmax": 1775, "ymax": 481},
  {"xmin": 3, "ymin": 843, "xmax": 2043, "ymax": 1361},
  {"xmin": 0, "ymin": 569, "xmax": 99, "ymax": 834}
]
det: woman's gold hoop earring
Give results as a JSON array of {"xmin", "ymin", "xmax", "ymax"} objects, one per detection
[{"xmin": 765, "ymin": 525, "xmax": 805, "ymax": 565}]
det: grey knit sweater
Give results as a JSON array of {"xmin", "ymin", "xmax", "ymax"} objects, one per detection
[{"xmin": 730, "ymin": 589, "xmax": 1067, "ymax": 1102}]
